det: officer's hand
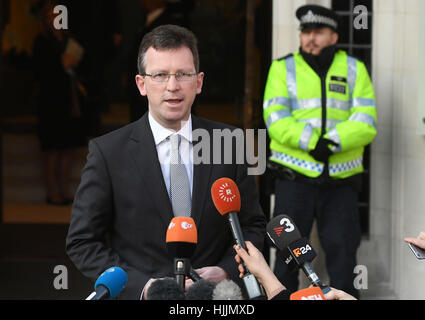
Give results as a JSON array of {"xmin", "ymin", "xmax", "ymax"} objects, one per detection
[{"xmin": 309, "ymin": 137, "xmax": 339, "ymax": 163}]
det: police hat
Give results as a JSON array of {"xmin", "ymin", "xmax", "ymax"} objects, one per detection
[{"xmin": 296, "ymin": 5, "xmax": 339, "ymax": 32}]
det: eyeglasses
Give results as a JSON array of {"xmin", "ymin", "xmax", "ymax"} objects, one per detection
[{"xmin": 143, "ymin": 72, "xmax": 198, "ymax": 82}]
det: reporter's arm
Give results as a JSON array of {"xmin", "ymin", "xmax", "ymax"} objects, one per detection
[
  {"xmin": 217, "ymin": 161, "xmax": 267, "ymax": 283},
  {"xmin": 233, "ymin": 241, "xmax": 287, "ymax": 299},
  {"xmin": 404, "ymin": 231, "xmax": 425, "ymax": 250}
]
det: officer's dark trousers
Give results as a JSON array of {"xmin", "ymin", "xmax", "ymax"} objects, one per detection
[{"xmin": 273, "ymin": 178, "xmax": 361, "ymax": 299}]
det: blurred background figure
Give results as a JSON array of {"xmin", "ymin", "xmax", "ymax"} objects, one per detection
[
  {"xmin": 32, "ymin": 0, "xmax": 87, "ymax": 205},
  {"xmin": 126, "ymin": 0, "xmax": 194, "ymax": 123},
  {"xmin": 60, "ymin": 0, "xmax": 123, "ymax": 138}
]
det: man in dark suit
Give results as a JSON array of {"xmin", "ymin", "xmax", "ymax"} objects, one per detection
[{"xmin": 66, "ymin": 24, "xmax": 266, "ymax": 300}]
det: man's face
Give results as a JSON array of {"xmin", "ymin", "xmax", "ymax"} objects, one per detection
[
  {"xmin": 135, "ymin": 46, "xmax": 204, "ymax": 131},
  {"xmin": 299, "ymin": 27, "xmax": 338, "ymax": 55}
]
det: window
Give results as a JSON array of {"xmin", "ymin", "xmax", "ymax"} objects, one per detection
[
  {"xmin": 333, "ymin": 0, "xmax": 373, "ymax": 71},
  {"xmin": 332, "ymin": 0, "xmax": 373, "ymax": 236}
]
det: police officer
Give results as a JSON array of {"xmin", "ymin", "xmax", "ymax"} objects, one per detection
[{"xmin": 263, "ymin": 5, "xmax": 377, "ymax": 298}]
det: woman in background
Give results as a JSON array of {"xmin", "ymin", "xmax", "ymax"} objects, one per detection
[{"xmin": 32, "ymin": 0, "xmax": 87, "ymax": 205}]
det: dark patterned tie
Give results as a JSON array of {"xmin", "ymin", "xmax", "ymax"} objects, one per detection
[{"xmin": 169, "ymin": 134, "xmax": 191, "ymax": 217}]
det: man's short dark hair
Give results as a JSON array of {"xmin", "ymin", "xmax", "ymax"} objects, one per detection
[{"xmin": 137, "ymin": 24, "xmax": 200, "ymax": 75}]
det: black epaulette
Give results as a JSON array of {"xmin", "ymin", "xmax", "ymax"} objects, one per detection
[{"xmin": 277, "ymin": 53, "xmax": 293, "ymax": 61}]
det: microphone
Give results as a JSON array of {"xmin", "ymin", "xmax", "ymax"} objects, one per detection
[
  {"xmin": 266, "ymin": 214, "xmax": 330, "ymax": 294},
  {"xmin": 212, "ymin": 279, "xmax": 244, "ymax": 300},
  {"xmin": 290, "ymin": 287, "xmax": 326, "ymax": 300},
  {"xmin": 166, "ymin": 217, "xmax": 198, "ymax": 292},
  {"xmin": 86, "ymin": 267, "xmax": 127, "ymax": 300},
  {"xmin": 146, "ymin": 278, "xmax": 185, "ymax": 300},
  {"xmin": 189, "ymin": 267, "xmax": 202, "ymax": 282},
  {"xmin": 186, "ymin": 279, "xmax": 216, "ymax": 300},
  {"xmin": 211, "ymin": 177, "xmax": 264, "ymax": 300}
]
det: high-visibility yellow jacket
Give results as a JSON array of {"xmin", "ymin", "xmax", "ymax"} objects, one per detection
[{"xmin": 263, "ymin": 50, "xmax": 377, "ymax": 179}]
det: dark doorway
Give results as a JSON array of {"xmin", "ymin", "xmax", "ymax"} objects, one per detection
[{"xmin": 0, "ymin": 0, "xmax": 272, "ymax": 299}]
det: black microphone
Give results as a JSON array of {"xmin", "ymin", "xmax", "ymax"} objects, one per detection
[
  {"xmin": 166, "ymin": 217, "xmax": 198, "ymax": 291},
  {"xmin": 266, "ymin": 214, "xmax": 330, "ymax": 294},
  {"xmin": 186, "ymin": 279, "xmax": 216, "ymax": 300},
  {"xmin": 146, "ymin": 278, "xmax": 185, "ymax": 300},
  {"xmin": 86, "ymin": 267, "xmax": 128, "ymax": 300},
  {"xmin": 189, "ymin": 267, "xmax": 202, "ymax": 282},
  {"xmin": 211, "ymin": 178, "xmax": 265, "ymax": 300}
]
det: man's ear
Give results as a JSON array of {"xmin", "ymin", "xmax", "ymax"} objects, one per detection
[
  {"xmin": 331, "ymin": 31, "xmax": 339, "ymax": 45},
  {"xmin": 135, "ymin": 75, "xmax": 147, "ymax": 96},
  {"xmin": 196, "ymin": 72, "xmax": 204, "ymax": 95}
]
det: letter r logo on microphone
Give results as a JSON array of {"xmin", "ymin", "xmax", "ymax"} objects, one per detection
[
  {"xmin": 293, "ymin": 248, "xmax": 301, "ymax": 257},
  {"xmin": 219, "ymin": 183, "xmax": 236, "ymax": 202},
  {"xmin": 211, "ymin": 178, "xmax": 241, "ymax": 215}
]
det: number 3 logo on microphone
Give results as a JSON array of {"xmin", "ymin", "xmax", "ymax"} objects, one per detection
[{"xmin": 280, "ymin": 218, "xmax": 295, "ymax": 233}]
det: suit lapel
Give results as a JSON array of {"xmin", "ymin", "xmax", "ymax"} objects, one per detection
[
  {"xmin": 127, "ymin": 114, "xmax": 174, "ymax": 226},
  {"xmin": 191, "ymin": 115, "xmax": 213, "ymax": 226},
  {"xmin": 127, "ymin": 114, "xmax": 213, "ymax": 227}
]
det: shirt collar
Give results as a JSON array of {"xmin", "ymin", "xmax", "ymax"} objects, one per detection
[{"xmin": 148, "ymin": 113, "xmax": 193, "ymax": 146}]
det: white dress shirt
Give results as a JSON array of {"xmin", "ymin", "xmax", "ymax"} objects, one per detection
[
  {"xmin": 141, "ymin": 113, "xmax": 194, "ymax": 299},
  {"xmin": 148, "ymin": 112, "xmax": 193, "ymax": 197}
]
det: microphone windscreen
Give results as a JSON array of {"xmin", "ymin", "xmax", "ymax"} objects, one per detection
[
  {"xmin": 211, "ymin": 178, "xmax": 241, "ymax": 215},
  {"xmin": 166, "ymin": 217, "xmax": 197, "ymax": 244},
  {"xmin": 146, "ymin": 278, "xmax": 185, "ymax": 300},
  {"xmin": 94, "ymin": 267, "xmax": 127, "ymax": 299},
  {"xmin": 212, "ymin": 279, "xmax": 244, "ymax": 300},
  {"xmin": 266, "ymin": 214, "xmax": 302, "ymax": 251},
  {"xmin": 166, "ymin": 217, "xmax": 197, "ymax": 258},
  {"xmin": 186, "ymin": 279, "xmax": 216, "ymax": 300},
  {"xmin": 290, "ymin": 287, "xmax": 326, "ymax": 300}
]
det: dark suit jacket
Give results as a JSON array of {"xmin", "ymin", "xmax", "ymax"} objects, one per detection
[{"xmin": 66, "ymin": 113, "xmax": 266, "ymax": 299}]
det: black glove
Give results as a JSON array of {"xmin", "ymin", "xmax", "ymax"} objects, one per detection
[{"xmin": 309, "ymin": 137, "xmax": 339, "ymax": 163}]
